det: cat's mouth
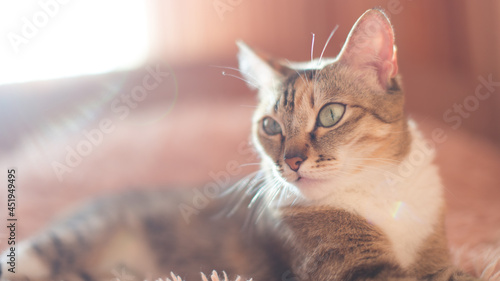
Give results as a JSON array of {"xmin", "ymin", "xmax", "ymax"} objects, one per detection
[
  {"xmin": 294, "ymin": 176, "xmax": 326, "ymax": 187},
  {"xmin": 280, "ymin": 169, "xmax": 330, "ymax": 189}
]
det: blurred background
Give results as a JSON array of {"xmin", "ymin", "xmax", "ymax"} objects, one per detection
[{"xmin": 0, "ymin": 0, "xmax": 499, "ymax": 276}]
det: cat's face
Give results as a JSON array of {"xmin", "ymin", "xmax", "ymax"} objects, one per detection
[{"xmin": 239, "ymin": 9, "xmax": 411, "ymax": 202}]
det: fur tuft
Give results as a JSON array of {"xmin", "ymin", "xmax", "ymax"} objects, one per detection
[{"xmin": 451, "ymin": 243, "xmax": 500, "ymax": 281}]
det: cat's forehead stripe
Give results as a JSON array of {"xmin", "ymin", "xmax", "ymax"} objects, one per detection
[
  {"xmin": 278, "ymin": 69, "xmax": 317, "ymax": 112},
  {"xmin": 283, "ymin": 80, "xmax": 296, "ymax": 111}
]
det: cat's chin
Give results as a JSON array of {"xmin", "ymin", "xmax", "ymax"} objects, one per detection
[{"xmin": 290, "ymin": 178, "xmax": 331, "ymax": 201}]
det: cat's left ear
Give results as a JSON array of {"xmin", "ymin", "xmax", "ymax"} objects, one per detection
[
  {"xmin": 237, "ymin": 41, "xmax": 294, "ymax": 95},
  {"xmin": 338, "ymin": 9, "xmax": 398, "ymax": 89}
]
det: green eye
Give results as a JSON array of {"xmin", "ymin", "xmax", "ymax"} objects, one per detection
[
  {"xmin": 317, "ymin": 103, "xmax": 346, "ymax": 128},
  {"xmin": 262, "ymin": 117, "xmax": 282, "ymax": 135}
]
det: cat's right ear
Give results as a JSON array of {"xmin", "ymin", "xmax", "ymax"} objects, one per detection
[{"xmin": 237, "ymin": 41, "xmax": 293, "ymax": 96}]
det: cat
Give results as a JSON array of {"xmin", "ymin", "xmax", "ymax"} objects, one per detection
[{"xmin": 0, "ymin": 8, "xmax": 482, "ymax": 281}]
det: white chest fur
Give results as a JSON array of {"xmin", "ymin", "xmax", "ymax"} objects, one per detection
[{"xmin": 319, "ymin": 124, "xmax": 444, "ymax": 268}]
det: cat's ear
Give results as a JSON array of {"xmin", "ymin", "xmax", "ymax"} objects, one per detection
[
  {"xmin": 237, "ymin": 41, "xmax": 294, "ymax": 93},
  {"xmin": 338, "ymin": 9, "xmax": 398, "ymax": 89}
]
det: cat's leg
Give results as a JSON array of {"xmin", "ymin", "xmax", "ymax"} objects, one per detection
[
  {"xmin": 420, "ymin": 267, "xmax": 483, "ymax": 281},
  {"xmin": 0, "ymin": 226, "xmax": 153, "ymax": 281},
  {"xmin": 0, "ymin": 193, "xmax": 160, "ymax": 281},
  {"xmin": 0, "ymin": 219, "xmax": 117, "ymax": 281},
  {"xmin": 0, "ymin": 241, "xmax": 54, "ymax": 281}
]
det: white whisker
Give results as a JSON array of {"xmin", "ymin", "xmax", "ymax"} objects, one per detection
[
  {"xmin": 210, "ymin": 65, "xmax": 244, "ymax": 73},
  {"xmin": 222, "ymin": 71, "xmax": 259, "ymax": 89},
  {"xmin": 318, "ymin": 25, "xmax": 339, "ymax": 66},
  {"xmin": 348, "ymin": 158, "xmax": 401, "ymax": 166},
  {"xmin": 340, "ymin": 163, "xmax": 397, "ymax": 172},
  {"xmin": 277, "ymin": 188, "xmax": 286, "ymax": 207},
  {"xmin": 351, "ymin": 157, "xmax": 401, "ymax": 163},
  {"xmin": 334, "ymin": 170, "xmax": 376, "ymax": 182},
  {"xmin": 310, "ymin": 32, "xmax": 316, "ymax": 62},
  {"xmin": 212, "ymin": 65, "xmax": 277, "ymax": 98},
  {"xmin": 249, "ymin": 181, "xmax": 270, "ymax": 208},
  {"xmin": 239, "ymin": 163, "xmax": 261, "ymax": 167}
]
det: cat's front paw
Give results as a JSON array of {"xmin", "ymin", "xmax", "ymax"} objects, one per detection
[{"xmin": 200, "ymin": 270, "xmax": 252, "ymax": 281}]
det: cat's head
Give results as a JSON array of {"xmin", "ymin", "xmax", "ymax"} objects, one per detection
[{"xmin": 238, "ymin": 9, "xmax": 411, "ymax": 202}]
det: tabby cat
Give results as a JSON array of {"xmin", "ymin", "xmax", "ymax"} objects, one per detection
[{"xmin": 0, "ymin": 9, "xmax": 482, "ymax": 281}]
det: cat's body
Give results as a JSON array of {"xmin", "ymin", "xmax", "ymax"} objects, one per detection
[
  {"xmin": 0, "ymin": 9, "xmax": 482, "ymax": 281},
  {"xmin": 1, "ymin": 190, "xmax": 287, "ymax": 280}
]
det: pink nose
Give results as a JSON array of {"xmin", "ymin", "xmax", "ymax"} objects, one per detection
[{"xmin": 284, "ymin": 156, "xmax": 304, "ymax": 171}]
